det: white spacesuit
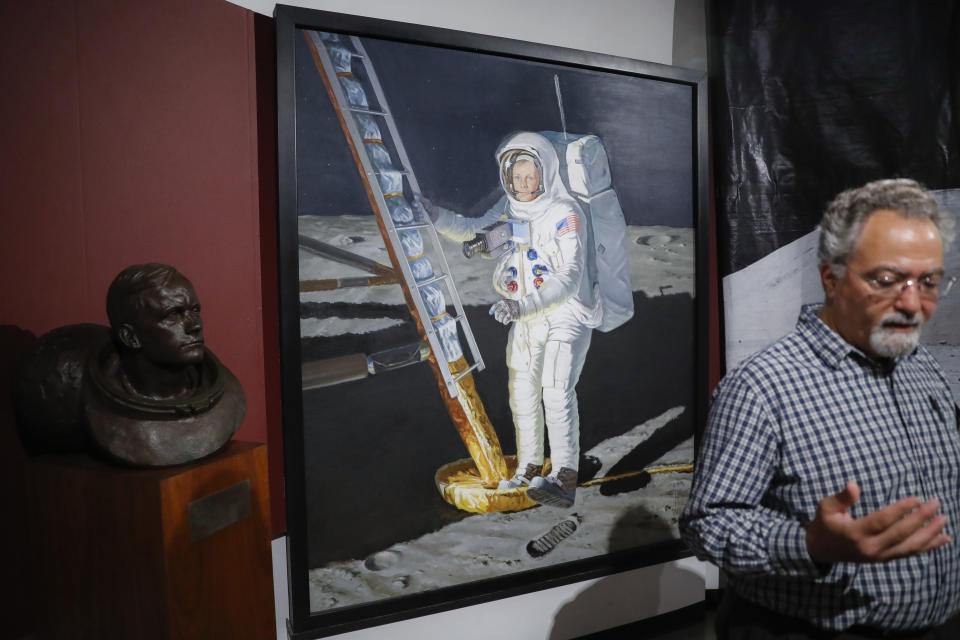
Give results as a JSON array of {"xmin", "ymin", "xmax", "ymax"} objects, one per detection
[{"xmin": 424, "ymin": 132, "xmax": 601, "ymax": 508}]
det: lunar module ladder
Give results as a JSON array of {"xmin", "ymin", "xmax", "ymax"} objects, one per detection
[
  {"xmin": 304, "ymin": 30, "xmax": 519, "ymax": 498},
  {"xmin": 305, "ymin": 30, "xmax": 483, "ymax": 399}
]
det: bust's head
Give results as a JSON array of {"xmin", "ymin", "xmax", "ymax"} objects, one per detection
[{"xmin": 106, "ymin": 263, "xmax": 204, "ymax": 368}]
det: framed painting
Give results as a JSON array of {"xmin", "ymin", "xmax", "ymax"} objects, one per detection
[{"xmin": 274, "ymin": 5, "xmax": 709, "ymax": 638}]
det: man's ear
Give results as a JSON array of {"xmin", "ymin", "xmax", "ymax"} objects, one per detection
[
  {"xmin": 820, "ymin": 263, "xmax": 838, "ymax": 302},
  {"xmin": 117, "ymin": 324, "xmax": 141, "ymax": 350}
]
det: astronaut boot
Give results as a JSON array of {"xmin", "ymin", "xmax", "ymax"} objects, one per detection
[
  {"xmin": 498, "ymin": 463, "xmax": 543, "ymax": 490},
  {"xmin": 527, "ymin": 467, "xmax": 578, "ymax": 508}
]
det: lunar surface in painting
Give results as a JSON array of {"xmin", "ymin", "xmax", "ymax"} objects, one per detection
[
  {"xmin": 298, "ymin": 214, "xmax": 696, "ymax": 611},
  {"xmin": 309, "ymin": 409, "xmax": 692, "ymax": 610}
]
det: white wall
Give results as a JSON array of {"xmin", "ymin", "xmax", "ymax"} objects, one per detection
[
  {"xmin": 231, "ymin": 0, "xmax": 677, "ymax": 66},
  {"xmin": 240, "ymin": 1, "xmax": 714, "ymax": 638}
]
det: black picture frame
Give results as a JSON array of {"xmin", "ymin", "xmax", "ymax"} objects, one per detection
[{"xmin": 274, "ymin": 5, "xmax": 710, "ymax": 638}]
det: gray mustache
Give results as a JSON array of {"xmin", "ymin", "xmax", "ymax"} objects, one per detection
[{"xmin": 880, "ymin": 313, "xmax": 921, "ymax": 328}]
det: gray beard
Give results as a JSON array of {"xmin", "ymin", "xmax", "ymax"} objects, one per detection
[{"xmin": 869, "ymin": 313, "xmax": 922, "ymax": 358}]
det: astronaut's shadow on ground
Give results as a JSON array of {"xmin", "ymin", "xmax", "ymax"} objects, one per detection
[{"xmin": 575, "ymin": 290, "xmax": 697, "ymax": 472}]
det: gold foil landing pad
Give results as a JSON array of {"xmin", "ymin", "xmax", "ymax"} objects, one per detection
[{"xmin": 435, "ymin": 456, "xmax": 546, "ymax": 513}]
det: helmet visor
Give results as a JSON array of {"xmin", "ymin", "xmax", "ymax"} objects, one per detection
[{"xmin": 500, "ymin": 150, "xmax": 544, "ymax": 201}]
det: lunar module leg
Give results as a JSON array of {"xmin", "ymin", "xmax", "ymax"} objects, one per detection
[{"xmin": 303, "ymin": 30, "xmax": 537, "ymax": 513}]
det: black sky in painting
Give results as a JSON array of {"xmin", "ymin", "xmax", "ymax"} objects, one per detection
[{"xmin": 295, "ymin": 31, "xmax": 695, "ymax": 227}]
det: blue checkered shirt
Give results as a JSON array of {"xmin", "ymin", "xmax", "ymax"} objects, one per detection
[{"xmin": 681, "ymin": 304, "xmax": 960, "ymax": 630}]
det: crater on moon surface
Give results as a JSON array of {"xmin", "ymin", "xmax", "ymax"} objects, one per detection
[{"xmin": 364, "ymin": 549, "xmax": 402, "ymax": 571}]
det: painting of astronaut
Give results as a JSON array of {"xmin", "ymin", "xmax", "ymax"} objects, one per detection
[{"xmin": 275, "ymin": 7, "xmax": 707, "ymax": 635}]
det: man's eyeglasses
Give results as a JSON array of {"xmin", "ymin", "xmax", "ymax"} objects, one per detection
[{"xmin": 855, "ymin": 269, "xmax": 956, "ymax": 300}]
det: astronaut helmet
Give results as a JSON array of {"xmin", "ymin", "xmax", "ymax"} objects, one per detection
[{"xmin": 499, "ymin": 149, "xmax": 545, "ymax": 203}]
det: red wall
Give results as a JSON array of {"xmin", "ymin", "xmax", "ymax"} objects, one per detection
[
  {"xmin": 0, "ymin": 3, "xmax": 283, "ymax": 632},
  {"xmin": 1, "ymin": 0, "xmax": 268, "ymax": 431}
]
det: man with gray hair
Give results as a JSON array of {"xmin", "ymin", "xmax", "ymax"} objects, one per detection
[{"xmin": 682, "ymin": 179, "xmax": 960, "ymax": 637}]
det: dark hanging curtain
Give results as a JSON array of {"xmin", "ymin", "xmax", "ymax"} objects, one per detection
[{"xmin": 710, "ymin": 0, "xmax": 960, "ymax": 275}]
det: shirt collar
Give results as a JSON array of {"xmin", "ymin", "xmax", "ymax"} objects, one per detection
[{"xmin": 796, "ymin": 303, "xmax": 906, "ymax": 372}]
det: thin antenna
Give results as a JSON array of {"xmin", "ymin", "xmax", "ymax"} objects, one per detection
[{"xmin": 554, "ymin": 74, "xmax": 568, "ymax": 141}]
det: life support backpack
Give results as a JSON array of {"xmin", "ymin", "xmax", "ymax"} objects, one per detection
[{"xmin": 541, "ymin": 131, "xmax": 634, "ymax": 332}]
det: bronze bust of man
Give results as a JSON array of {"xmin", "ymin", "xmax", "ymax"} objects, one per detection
[{"xmin": 15, "ymin": 263, "xmax": 245, "ymax": 467}]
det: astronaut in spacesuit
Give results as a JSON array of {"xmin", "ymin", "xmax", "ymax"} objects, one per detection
[{"xmin": 418, "ymin": 131, "xmax": 600, "ymax": 508}]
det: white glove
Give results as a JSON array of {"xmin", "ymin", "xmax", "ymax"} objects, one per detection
[
  {"xmin": 413, "ymin": 194, "xmax": 439, "ymax": 223},
  {"xmin": 489, "ymin": 299, "xmax": 520, "ymax": 325}
]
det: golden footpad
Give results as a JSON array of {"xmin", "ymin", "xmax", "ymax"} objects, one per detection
[{"xmin": 435, "ymin": 456, "xmax": 542, "ymax": 513}]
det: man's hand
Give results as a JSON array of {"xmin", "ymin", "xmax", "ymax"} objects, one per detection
[
  {"xmin": 413, "ymin": 194, "xmax": 439, "ymax": 223},
  {"xmin": 806, "ymin": 480, "xmax": 950, "ymax": 564},
  {"xmin": 489, "ymin": 299, "xmax": 520, "ymax": 325}
]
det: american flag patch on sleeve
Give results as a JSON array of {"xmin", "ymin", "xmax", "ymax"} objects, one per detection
[{"xmin": 556, "ymin": 214, "xmax": 580, "ymax": 237}]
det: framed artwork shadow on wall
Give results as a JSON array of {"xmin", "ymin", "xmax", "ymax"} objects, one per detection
[{"xmin": 274, "ymin": 5, "xmax": 710, "ymax": 638}]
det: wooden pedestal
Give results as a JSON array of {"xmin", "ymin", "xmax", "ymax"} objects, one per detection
[{"xmin": 29, "ymin": 441, "xmax": 274, "ymax": 640}]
